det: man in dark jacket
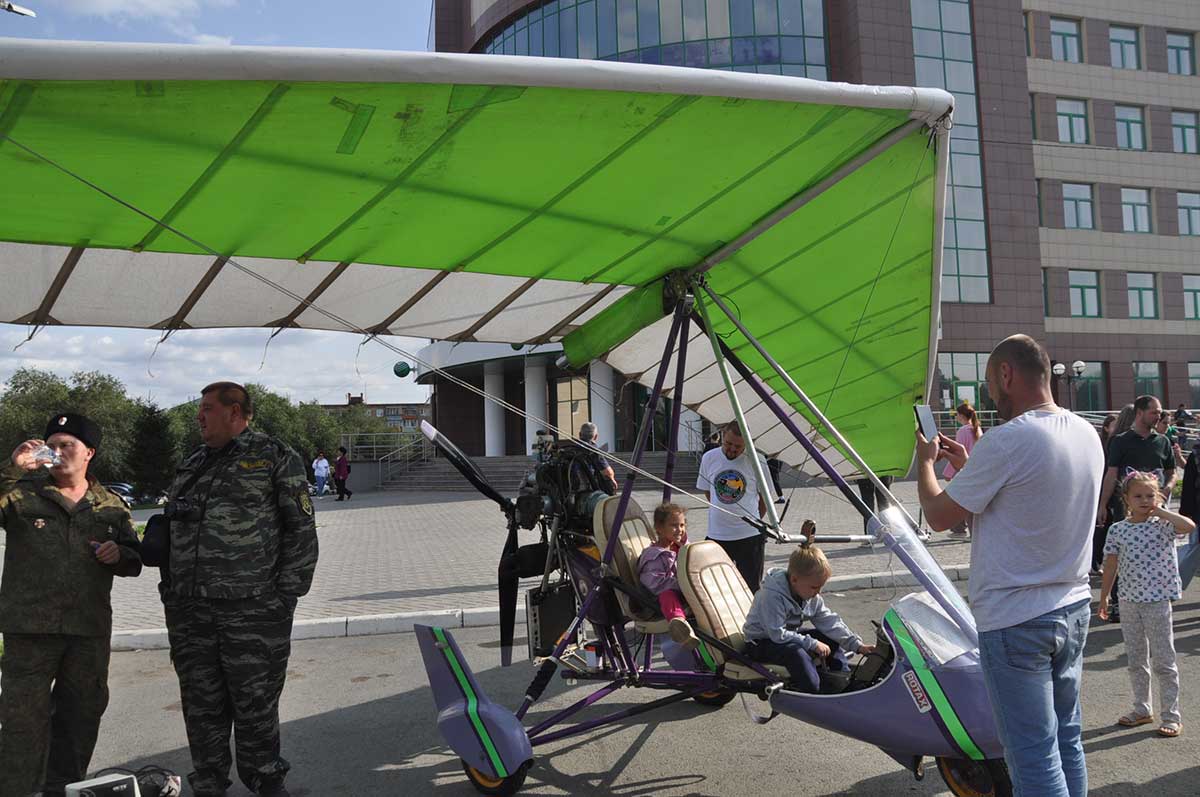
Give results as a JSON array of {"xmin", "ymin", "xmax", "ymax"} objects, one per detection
[
  {"xmin": 0, "ymin": 413, "xmax": 141, "ymax": 797},
  {"xmin": 162, "ymin": 382, "xmax": 318, "ymax": 797}
]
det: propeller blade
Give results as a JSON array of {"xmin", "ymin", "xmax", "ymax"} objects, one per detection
[{"xmin": 498, "ymin": 515, "xmax": 521, "ymax": 666}]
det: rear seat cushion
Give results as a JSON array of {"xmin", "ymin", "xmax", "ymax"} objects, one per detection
[
  {"xmin": 677, "ymin": 541, "xmax": 754, "ymax": 664},
  {"xmin": 592, "ymin": 495, "xmax": 659, "ymax": 621},
  {"xmin": 678, "ymin": 541, "xmax": 788, "ymax": 679}
]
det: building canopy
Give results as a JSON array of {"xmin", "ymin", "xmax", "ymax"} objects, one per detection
[{"xmin": 0, "ymin": 39, "xmax": 952, "ymax": 478}]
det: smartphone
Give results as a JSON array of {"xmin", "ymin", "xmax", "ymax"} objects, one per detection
[{"xmin": 913, "ymin": 404, "xmax": 939, "ymax": 443}]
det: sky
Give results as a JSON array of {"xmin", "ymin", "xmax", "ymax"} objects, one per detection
[{"xmin": 0, "ymin": 0, "xmax": 436, "ymax": 408}]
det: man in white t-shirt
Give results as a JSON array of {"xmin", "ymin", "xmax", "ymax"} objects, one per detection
[
  {"xmin": 915, "ymin": 334, "xmax": 1102, "ymax": 797},
  {"xmin": 696, "ymin": 423, "xmax": 770, "ymax": 591}
]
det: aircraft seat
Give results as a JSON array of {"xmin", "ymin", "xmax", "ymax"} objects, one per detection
[
  {"xmin": 592, "ymin": 495, "xmax": 670, "ymax": 634},
  {"xmin": 677, "ymin": 541, "xmax": 789, "ymax": 681}
]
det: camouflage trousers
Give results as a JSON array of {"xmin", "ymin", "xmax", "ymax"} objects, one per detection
[
  {"xmin": 0, "ymin": 633, "xmax": 111, "ymax": 797},
  {"xmin": 164, "ymin": 594, "xmax": 295, "ymax": 796}
]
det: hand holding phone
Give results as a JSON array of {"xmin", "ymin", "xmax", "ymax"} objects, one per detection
[{"xmin": 914, "ymin": 404, "xmax": 939, "ymax": 443}]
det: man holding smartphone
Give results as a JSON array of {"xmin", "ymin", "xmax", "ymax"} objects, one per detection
[{"xmin": 914, "ymin": 335, "xmax": 1102, "ymax": 797}]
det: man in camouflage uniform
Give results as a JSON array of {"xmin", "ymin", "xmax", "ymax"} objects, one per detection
[
  {"xmin": 0, "ymin": 413, "xmax": 142, "ymax": 797},
  {"xmin": 161, "ymin": 382, "xmax": 318, "ymax": 797}
]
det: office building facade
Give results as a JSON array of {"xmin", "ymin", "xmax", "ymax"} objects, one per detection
[{"xmin": 431, "ymin": 0, "xmax": 1200, "ymax": 416}]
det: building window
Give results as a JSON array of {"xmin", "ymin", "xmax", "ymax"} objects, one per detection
[
  {"xmin": 1184, "ymin": 274, "xmax": 1200, "ymax": 319},
  {"xmin": 1115, "ymin": 105, "xmax": 1146, "ymax": 150},
  {"xmin": 1127, "ymin": 272, "xmax": 1158, "ymax": 318},
  {"xmin": 1035, "ymin": 178, "xmax": 1043, "ymax": 225},
  {"xmin": 1050, "ymin": 18, "xmax": 1081, "ymax": 63},
  {"xmin": 555, "ymin": 375, "xmax": 590, "ymax": 438},
  {"xmin": 1023, "ymin": 12, "xmax": 1030, "ymax": 57},
  {"xmin": 1056, "ymin": 98, "xmax": 1088, "ymax": 144},
  {"xmin": 1042, "ymin": 268, "xmax": 1051, "ymax": 315},
  {"xmin": 1190, "ymin": 362, "xmax": 1200, "ymax": 406},
  {"xmin": 1173, "ymin": 111, "xmax": 1199, "ymax": 153},
  {"xmin": 1121, "ymin": 188, "xmax": 1152, "ymax": 233},
  {"xmin": 1062, "ymin": 183, "xmax": 1094, "ymax": 229},
  {"xmin": 483, "ymin": 0, "xmax": 830, "ymax": 79},
  {"xmin": 1072, "ymin": 362, "xmax": 1107, "ymax": 412},
  {"xmin": 1179, "ymin": 192, "xmax": 1200, "ymax": 236},
  {"xmin": 1134, "ymin": 361, "xmax": 1162, "ymax": 398},
  {"xmin": 1168, "ymin": 32, "xmax": 1195, "ymax": 75},
  {"xmin": 936, "ymin": 351, "xmax": 995, "ymax": 410},
  {"xmin": 1110, "ymin": 25, "xmax": 1140, "ymax": 69},
  {"xmin": 1068, "ymin": 270, "xmax": 1101, "ymax": 317},
  {"xmin": 911, "ymin": 0, "xmax": 989, "ymax": 304}
]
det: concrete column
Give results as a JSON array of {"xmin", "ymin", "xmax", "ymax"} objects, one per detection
[
  {"xmin": 588, "ymin": 360, "xmax": 616, "ymax": 449},
  {"xmin": 679, "ymin": 407, "xmax": 703, "ymax": 451},
  {"xmin": 524, "ymin": 358, "xmax": 548, "ymax": 454},
  {"xmin": 483, "ymin": 363, "xmax": 505, "ymax": 457}
]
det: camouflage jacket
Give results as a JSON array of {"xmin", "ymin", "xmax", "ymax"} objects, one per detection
[
  {"xmin": 0, "ymin": 463, "xmax": 142, "ymax": 636},
  {"xmin": 164, "ymin": 429, "xmax": 318, "ymax": 600}
]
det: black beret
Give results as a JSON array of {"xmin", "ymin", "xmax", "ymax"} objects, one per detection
[{"xmin": 44, "ymin": 413, "xmax": 102, "ymax": 450}]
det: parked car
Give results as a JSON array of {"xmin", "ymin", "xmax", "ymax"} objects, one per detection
[{"xmin": 102, "ymin": 483, "xmax": 136, "ymax": 508}]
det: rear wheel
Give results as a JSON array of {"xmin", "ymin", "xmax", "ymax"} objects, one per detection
[
  {"xmin": 692, "ymin": 688, "xmax": 736, "ymax": 707},
  {"xmin": 462, "ymin": 759, "xmax": 531, "ymax": 796},
  {"xmin": 935, "ymin": 757, "xmax": 1012, "ymax": 797}
]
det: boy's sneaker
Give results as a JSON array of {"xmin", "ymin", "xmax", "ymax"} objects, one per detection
[{"xmin": 668, "ymin": 617, "xmax": 701, "ymax": 651}]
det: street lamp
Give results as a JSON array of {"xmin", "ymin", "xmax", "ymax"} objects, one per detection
[{"xmin": 1052, "ymin": 360, "xmax": 1086, "ymax": 409}]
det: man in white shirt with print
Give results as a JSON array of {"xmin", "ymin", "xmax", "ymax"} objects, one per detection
[
  {"xmin": 915, "ymin": 334, "xmax": 1103, "ymax": 797},
  {"xmin": 697, "ymin": 422, "xmax": 769, "ymax": 592}
]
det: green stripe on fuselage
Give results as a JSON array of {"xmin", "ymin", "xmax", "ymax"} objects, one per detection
[
  {"xmin": 432, "ymin": 626, "xmax": 509, "ymax": 778},
  {"xmin": 885, "ymin": 610, "xmax": 984, "ymax": 761}
]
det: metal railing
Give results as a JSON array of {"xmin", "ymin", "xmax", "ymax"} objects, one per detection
[
  {"xmin": 377, "ymin": 434, "xmax": 435, "ymax": 487},
  {"xmin": 339, "ymin": 432, "xmax": 422, "ymax": 462},
  {"xmin": 932, "ymin": 409, "xmax": 999, "ymax": 435}
]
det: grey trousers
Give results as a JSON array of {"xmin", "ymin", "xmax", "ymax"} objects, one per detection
[{"xmin": 1121, "ymin": 599, "xmax": 1181, "ymax": 724}]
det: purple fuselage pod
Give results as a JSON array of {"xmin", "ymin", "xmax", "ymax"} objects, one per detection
[
  {"xmin": 769, "ymin": 616, "xmax": 1004, "ymax": 764},
  {"xmin": 415, "ymin": 625, "xmax": 532, "ymax": 780}
]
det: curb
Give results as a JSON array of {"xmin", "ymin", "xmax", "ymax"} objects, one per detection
[{"xmin": 109, "ymin": 567, "xmax": 965, "ymax": 652}]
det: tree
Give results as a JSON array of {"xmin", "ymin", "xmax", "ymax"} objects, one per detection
[{"xmin": 129, "ymin": 402, "xmax": 179, "ymax": 497}]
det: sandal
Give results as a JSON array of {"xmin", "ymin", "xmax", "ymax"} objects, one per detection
[
  {"xmin": 1118, "ymin": 712, "xmax": 1154, "ymax": 727},
  {"xmin": 1158, "ymin": 722, "xmax": 1182, "ymax": 738}
]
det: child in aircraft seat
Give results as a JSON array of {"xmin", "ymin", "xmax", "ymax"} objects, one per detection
[
  {"xmin": 743, "ymin": 528, "xmax": 876, "ymax": 693},
  {"xmin": 637, "ymin": 502, "xmax": 701, "ymax": 651}
]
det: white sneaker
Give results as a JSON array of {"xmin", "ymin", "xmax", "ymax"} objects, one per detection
[{"xmin": 668, "ymin": 617, "xmax": 701, "ymax": 651}]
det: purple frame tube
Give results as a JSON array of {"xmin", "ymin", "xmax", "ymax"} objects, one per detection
[
  {"xmin": 529, "ymin": 688, "xmax": 707, "ymax": 747},
  {"xmin": 514, "ymin": 305, "xmax": 685, "ymax": 720},
  {"xmin": 662, "ymin": 313, "xmax": 691, "ymax": 502},
  {"xmin": 699, "ymin": 314, "xmax": 872, "ymax": 519},
  {"xmin": 526, "ymin": 680, "xmax": 624, "ymax": 739},
  {"xmin": 710, "ymin": 322, "xmax": 979, "ymax": 643}
]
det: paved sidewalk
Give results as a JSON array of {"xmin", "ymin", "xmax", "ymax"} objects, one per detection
[{"xmin": 2, "ymin": 480, "xmax": 973, "ymax": 633}]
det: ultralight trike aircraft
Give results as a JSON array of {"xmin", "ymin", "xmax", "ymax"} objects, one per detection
[{"xmin": 0, "ymin": 38, "xmax": 1007, "ymax": 796}]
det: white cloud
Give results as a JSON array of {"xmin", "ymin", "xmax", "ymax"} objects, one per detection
[{"xmin": 56, "ymin": 0, "xmax": 234, "ymax": 22}]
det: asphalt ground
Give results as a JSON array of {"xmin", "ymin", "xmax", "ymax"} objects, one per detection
[{"xmin": 91, "ymin": 582, "xmax": 1200, "ymax": 797}]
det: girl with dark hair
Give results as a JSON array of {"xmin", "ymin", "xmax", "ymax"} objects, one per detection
[{"xmin": 943, "ymin": 401, "xmax": 983, "ymax": 538}]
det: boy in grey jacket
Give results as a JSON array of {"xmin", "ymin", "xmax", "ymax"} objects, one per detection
[{"xmin": 743, "ymin": 531, "xmax": 874, "ymax": 692}]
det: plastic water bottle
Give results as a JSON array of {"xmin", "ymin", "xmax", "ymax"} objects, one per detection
[{"xmin": 30, "ymin": 444, "xmax": 61, "ymax": 468}]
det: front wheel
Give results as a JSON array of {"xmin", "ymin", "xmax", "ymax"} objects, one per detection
[
  {"xmin": 462, "ymin": 759, "xmax": 532, "ymax": 796},
  {"xmin": 692, "ymin": 688, "xmax": 736, "ymax": 707},
  {"xmin": 935, "ymin": 757, "xmax": 1012, "ymax": 797}
]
